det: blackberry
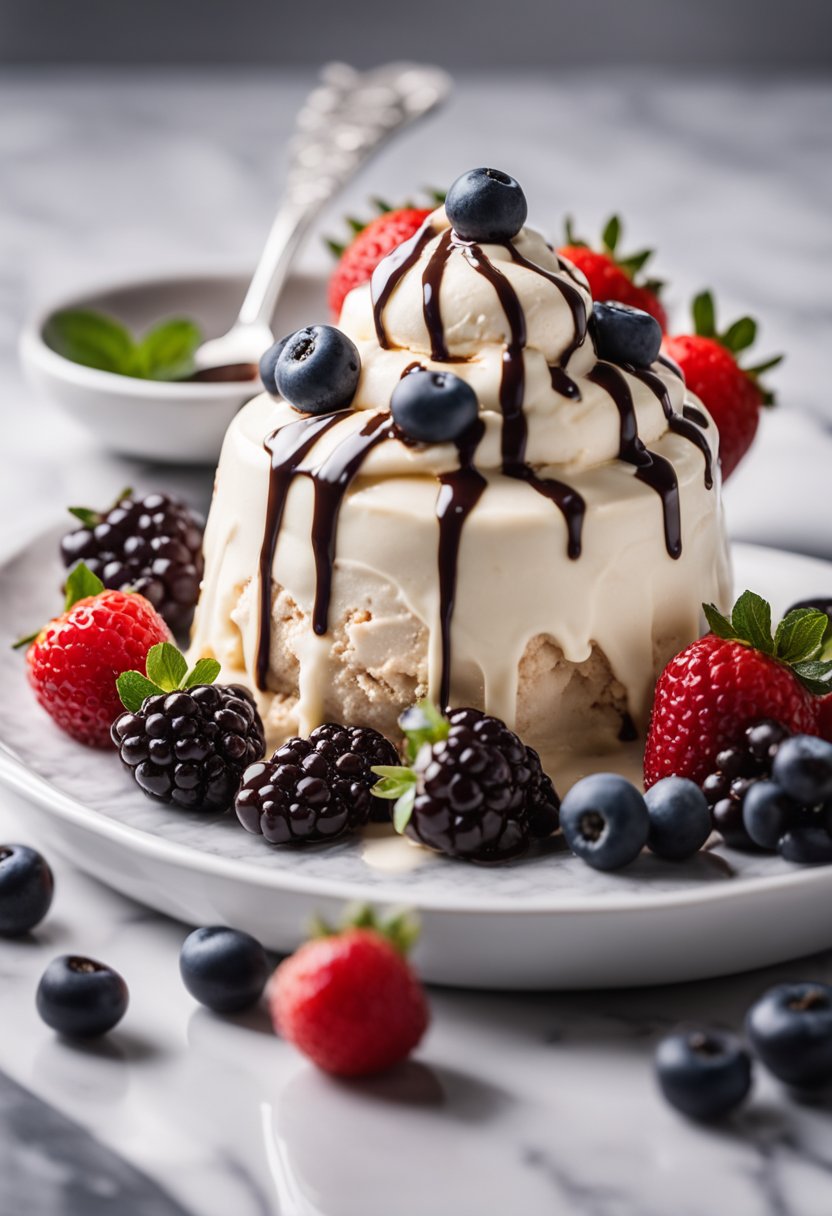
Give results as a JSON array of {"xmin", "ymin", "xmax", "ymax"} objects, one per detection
[
  {"xmin": 112, "ymin": 684, "xmax": 265, "ymax": 813},
  {"xmin": 235, "ymin": 723, "xmax": 399, "ymax": 845},
  {"xmin": 61, "ymin": 490, "xmax": 204, "ymax": 633},
  {"xmin": 701, "ymin": 718, "xmax": 791, "ymax": 849}
]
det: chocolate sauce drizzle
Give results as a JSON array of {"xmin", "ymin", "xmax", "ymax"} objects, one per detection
[
  {"xmin": 373, "ymin": 220, "xmax": 437, "ymax": 349},
  {"xmin": 422, "ymin": 230, "xmax": 455, "ymax": 361},
  {"xmin": 629, "ymin": 367, "xmax": 714, "ymax": 490}
]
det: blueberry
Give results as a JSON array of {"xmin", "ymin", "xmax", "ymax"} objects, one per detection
[
  {"xmin": 772, "ymin": 735, "xmax": 832, "ymax": 805},
  {"xmin": 644, "ymin": 777, "xmax": 711, "ymax": 860},
  {"xmin": 36, "ymin": 956, "xmax": 129, "ymax": 1038},
  {"xmin": 590, "ymin": 301, "xmax": 662, "ymax": 368},
  {"xmin": 180, "ymin": 926, "xmax": 269, "ymax": 1013},
  {"xmin": 778, "ymin": 827, "xmax": 832, "ymax": 865},
  {"xmin": 742, "ymin": 780, "xmax": 800, "ymax": 851},
  {"xmin": 259, "ymin": 335, "xmax": 289, "ymax": 397},
  {"xmin": 274, "ymin": 325, "xmax": 360, "ymax": 415},
  {"xmin": 747, "ymin": 981, "xmax": 832, "ymax": 1088},
  {"xmin": 559, "ymin": 774, "xmax": 649, "ymax": 871},
  {"xmin": 655, "ymin": 1028, "xmax": 752, "ymax": 1121},
  {"xmin": 391, "ymin": 370, "xmax": 479, "ymax": 445},
  {"xmin": 0, "ymin": 844, "xmax": 54, "ymax": 936},
  {"xmin": 444, "ymin": 167, "xmax": 528, "ymax": 243}
]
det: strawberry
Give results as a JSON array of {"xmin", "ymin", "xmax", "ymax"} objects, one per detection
[
  {"xmin": 327, "ymin": 197, "xmax": 442, "ymax": 319},
  {"xmin": 644, "ymin": 592, "xmax": 832, "ymax": 789},
  {"xmin": 819, "ymin": 696, "xmax": 832, "ymax": 743},
  {"xmin": 558, "ymin": 215, "xmax": 667, "ymax": 331},
  {"xmin": 270, "ymin": 907, "xmax": 429, "ymax": 1077},
  {"xmin": 662, "ymin": 291, "xmax": 782, "ymax": 480},
  {"xmin": 16, "ymin": 563, "xmax": 171, "ymax": 747}
]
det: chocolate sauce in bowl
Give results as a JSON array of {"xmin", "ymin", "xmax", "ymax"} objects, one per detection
[
  {"xmin": 629, "ymin": 367, "xmax": 713, "ymax": 490},
  {"xmin": 372, "ymin": 220, "xmax": 437, "ymax": 349}
]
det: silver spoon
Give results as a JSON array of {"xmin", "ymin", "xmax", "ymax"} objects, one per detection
[{"xmin": 193, "ymin": 61, "xmax": 452, "ymax": 375}]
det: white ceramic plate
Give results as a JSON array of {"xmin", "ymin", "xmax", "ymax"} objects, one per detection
[{"xmin": 2, "ymin": 529, "xmax": 831, "ymax": 989}]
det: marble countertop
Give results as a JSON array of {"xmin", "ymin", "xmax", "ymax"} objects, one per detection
[{"xmin": 2, "ymin": 68, "xmax": 832, "ymax": 1215}]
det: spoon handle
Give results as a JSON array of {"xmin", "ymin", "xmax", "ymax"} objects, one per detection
[{"xmin": 235, "ymin": 61, "xmax": 452, "ymax": 331}]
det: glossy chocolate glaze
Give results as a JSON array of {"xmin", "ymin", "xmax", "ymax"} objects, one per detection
[
  {"xmin": 372, "ymin": 220, "xmax": 437, "ymax": 349},
  {"xmin": 630, "ymin": 367, "xmax": 713, "ymax": 490}
]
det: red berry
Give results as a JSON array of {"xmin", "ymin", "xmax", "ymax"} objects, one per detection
[
  {"xmin": 559, "ymin": 245, "xmax": 667, "ymax": 331},
  {"xmin": 26, "ymin": 589, "xmax": 171, "ymax": 747},
  {"xmin": 819, "ymin": 695, "xmax": 832, "ymax": 744},
  {"xmin": 271, "ymin": 927, "xmax": 429, "ymax": 1077},
  {"xmin": 328, "ymin": 207, "xmax": 433, "ymax": 319}
]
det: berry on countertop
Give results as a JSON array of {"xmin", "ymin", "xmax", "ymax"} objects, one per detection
[
  {"xmin": 772, "ymin": 734, "xmax": 832, "ymax": 804},
  {"xmin": 60, "ymin": 489, "xmax": 204, "ymax": 634},
  {"xmin": 111, "ymin": 642, "xmax": 265, "ymax": 812},
  {"xmin": 17, "ymin": 563, "xmax": 171, "ymax": 748},
  {"xmin": 445, "ymin": 167, "xmax": 528, "ymax": 243},
  {"xmin": 270, "ymin": 905, "xmax": 428, "ymax": 1077},
  {"xmin": 644, "ymin": 776, "xmax": 711, "ymax": 861},
  {"xmin": 655, "ymin": 1027, "xmax": 752, "ymax": 1121},
  {"xmin": 179, "ymin": 925, "xmax": 269, "ymax": 1013},
  {"xmin": 236, "ymin": 722, "xmax": 399, "ymax": 845},
  {"xmin": 0, "ymin": 845, "xmax": 54, "ymax": 936},
  {"xmin": 644, "ymin": 591, "xmax": 830, "ymax": 791},
  {"xmin": 590, "ymin": 301, "xmax": 663, "ymax": 369},
  {"xmin": 371, "ymin": 702, "xmax": 560, "ymax": 862},
  {"xmin": 559, "ymin": 773, "xmax": 649, "ymax": 871},
  {"xmin": 391, "ymin": 369, "xmax": 479, "ymax": 445},
  {"xmin": 274, "ymin": 325, "xmax": 361, "ymax": 415},
  {"xmin": 746, "ymin": 981, "xmax": 832, "ymax": 1089},
  {"xmin": 36, "ymin": 955, "xmax": 129, "ymax": 1038},
  {"xmin": 558, "ymin": 214, "xmax": 667, "ymax": 331},
  {"xmin": 326, "ymin": 198, "xmax": 438, "ymax": 320},
  {"xmin": 662, "ymin": 291, "xmax": 783, "ymax": 480}
]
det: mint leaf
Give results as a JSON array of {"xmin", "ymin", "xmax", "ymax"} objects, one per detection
[
  {"xmin": 774, "ymin": 609, "xmax": 828, "ymax": 664},
  {"xmin": 393, "ymin": 786, "xmax": 417, "ymax": 834},
  {"xmin": 145, "ymin": 642, "xmax": 188, "ymax": 691},
  {"xmin": 722, "ymin": 316, "xmax": 757, "ymax": 354},
  {"xmin": 134, "ymin": 319, "xmax": 201, "ymax": 381},
  {"xmin": 398, "ymin": 700, "xmax": 450, "ymax": 762},
  {"xmin": 791, "ymin": 660, "xmax": 832, "ymax": 696},
  {"xmin": 45, "ymin": 309, "xmax": 134, "ymax": 374},
  {"xmin": 371, "ymin": 766, "xmax": 415, "ymax": 800},
  {"xmin": 64, "ymin": 562, "xmax": 105, "ymax": 610},
  {"xmin": 116, "ymin": 671, "xmax": 164, "ymax": 713},
  {"xmin": 702, "ymin": 602, "xmax": 740, "ymax": 641},
  {"xmin": 731, "ymin": 590, "xmax": 773, "ymax": 653},
  {"xmin": 692, "ymin": 291, "xmax": 716, "ymax": 338},
  {"xmin": 67, "ymin": 506, "xmax": 101, "ymax": 528},
  {"xmin": 601, "ymin": 215, "xmax": 621, "ymax": 253},
  {"xmin": 183, "ymin": 657, "xmax": 221, "ymax": 689}
]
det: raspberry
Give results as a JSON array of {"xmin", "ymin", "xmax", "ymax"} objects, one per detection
[
  {"xmin": 235, "ymin": 723, "xmax": 398, "ymax": 845},
  {"xmin": 61, "ymin": 491, "xmax": 204, "ymax": 633}
]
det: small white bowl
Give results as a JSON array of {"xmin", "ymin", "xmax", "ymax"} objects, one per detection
[{"xmin": 19, "ymin": 269, "xmax": 325, "ymax": 465}]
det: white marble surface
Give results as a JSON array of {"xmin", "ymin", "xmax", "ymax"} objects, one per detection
[{"xmin": 2, "ymin": 68, "xmax": 832, "ymax": 1214}]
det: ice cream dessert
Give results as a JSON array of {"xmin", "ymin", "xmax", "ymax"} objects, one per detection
[{"xmin": 190, "ymin": 168, "xmax": 731, "ymax": 762}]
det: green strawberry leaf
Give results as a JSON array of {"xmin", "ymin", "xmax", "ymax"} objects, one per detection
[
  {"xmin": 563, "ymin": 216, "xmax": 584, "ymax": 247},
  {"xmin": 134, "ymin": 319, "xmax": 201, "ymax": 382},
  {"xmin": 774, "ymin": 608, "xmax": 829, "ymax": 665},
  {"xmin": 702, "ymin": 602, "xmax": 741, "ymax": 641},
  {"xmin": 67, "ymin": 506, "xmax": 101, "ymax": 528},
  {"xmin": 791, "ymin": 660, "xmax": 832, "ymax": 696},
  {"xmin": 64, "ymin": 562, "xmax": 105, "ymax": 610},
  {"xmin": 692, "ymin": 291, "xmax": 717, "ymax": 338},
  {"xmin": 145, "ymin": 642, "xmax": 188, "ymax": 691},
  {"xmin": 44, "ymin": 309, "xmax": 134, "ymax": 375},
  {"xmin": 183, "ymin": 657, "xmax": 221, "ymax": 689},
  {"xmin": 730, "ymin": 590, "xmax": 774, "ymax": 654},
  {"xmin": 116, "ymin": 670, "xmax": 165, "ymax": 713},
  {"xmin": 746, "ymin": 354, "xmax": 784, "ymax": 377},
  {"xmin": 722, "ymin": 316, "xmax": 757, "ymax": 354},
  {"xmin": 11, "ymin": 631, "xmax": 40, "ymax": 651},
  {"xmin": 601, "ymin": 215, "xmax": 621, "ymax": 254},
  {"xmin": 617, "ymin": 249, "xmax": 653, "ymax": 276},
  {"xmin": 378, "ymin": 908, "xmax": 421, "ymax": 954},
  {"xmin": 393, "ymin": 786, "xmax": 417, "ymax": 835}
]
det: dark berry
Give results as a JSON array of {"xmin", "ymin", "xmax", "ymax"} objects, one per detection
[
  {"xmin": 778, "ymin": 827, "xmax": 832, "ymax": 865},
  {"xmin": 0, "ymin": 845, "xmax": 54, "ymax": 936},
  {"xmin": 747, "ymin": 982, "xmax": 832, "ymax": 1088},
  {"xmin": 745, "ymin": 718, "xmax": 790, "ymax": 763},
  {"xmin": 179, "ymin": 926, "xmax": 269, "ymax": 1013},
  {"xmin": 655, "ymin": 1028, "xmax": 752, "ymax": 1121},
  {"xmin": 701, "ymin": 719, "xmax": 793, "ymax": 852},
  {"xmin": 36, "ymin": 955, "xmax": 129, "ymax": 1038},
  {"xmin": 742, "ymin": 780, "xmax": 800, "ymax": 850},
  {"xmin": 404, "ymin": 708, "xmax": 559, "ymax": 862},
  {"xmin": 559, "ymin": 774, "xmax": 649, "ymax": 871},
  {"xmin": 772, "ymin": 735, "xmax": 832, "ymax": 805},
  {"xmin": 60, "ymin": 491, "xmax": 204, "ymax": 634},
  {"xmin": 711, "ymin": 796, "xmax": 756, "ymax": 850},
  {"xmin": 445, "ymin": 167, "xmax": 528, "ymax": 243},
  {"xmin": 391, "ymin": 369, "xmax": 479, "ymax": 445},
  {"xmin": 259, "ymin": 335, "xmax": 289, "ymax": 397},
  {"xmin": 236, "ymin": 723, "xmax": 398, "ymax": 845},
  {"xmin": 644, "ymin": 777, "xmax": 711, "ymax": 861},
  {"xmin": 112, "ymin": 684, "xmax": 265, "ymax": 813},
  {"xmin": 591, "ymin": 301, "xmax": 662, "ymax": 368},
  {"xmin": 275, "ymin": 325, "xmax": 360, "ymax": 415}
]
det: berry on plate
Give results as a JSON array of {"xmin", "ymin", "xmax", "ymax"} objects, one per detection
[
  {"xmin": 111, "ymin": 642, "xmax": 265, "ymax": 812},
  {"xmin": 60, "ymin": 489, "xmax": 204, "ymax": 634},
  {"xmin": 18, "ymin": 563, "xmax": 171, "ymax": 747},
  {"xmin": 662, "ymin": 291, "xmax": 783, "ymax": 480},
  {"xmin": 236, "ymin": 723, "xmax": 399, "ymax": 845},
  {"xmin": 327, "ymin": 198, "xmax": 438, "ymax": 320},
  {"xmin": 391, "ymin": 368, "xmax": 479, "ymax": 444},
  {"xmin": 655, "ymin": 1027, "xmax": 752, "ymax": 1121},
  {"xmin": 444, "ymin": 167, "xmax": 528, "ymax": 243},
  {"xmin": 558, "ymin": 215, "xmax": 667, "ymax": 331},
  {"xmin": 559, "ymin": 773, "xmax": 649, "ymax": 871},
  {"xmin": 273, "ymin": 325, "xmax": 361, "ymax": 415},
  {"xmin": 0, "ymin": 844, "xmax": 54, "ymax": 936},
  {"xmin": 772, "ymin": 734, "xmax": 832, "ymax": 804},
  {"xmin": 590, "ymin": 301, "xmax": 663, "ymax": 369},
  {"xmin": 36, "ymin": 954, "xmax": 129, "ymax": 1038},
  {"xmin": 643, "ymin": 776, "xmax": 711, "ymax": 861},
  {"xmin": 644, "ymin": 591, "xmax": 831, "ymax": 790},
  {"xmin": 746, "ymin": 981, "xmax": 832, "ymax": 1088},
  {"xmin": 270, "ymin": 905, "xmax": 428, "ymax": 1077},
  {"xmin": 179, "ymin": 925, "xmax": 269, "ymax": 1013},
  {"xmin": 371, "ymin": 702, "xmax": 560, "ymax": 862}
]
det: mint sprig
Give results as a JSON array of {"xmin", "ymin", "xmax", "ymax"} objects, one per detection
[
  {"xmin": 45, "ymin": 310, "xmax": 202, "ymax": 382},
  {"xmin": 116, "ymin": 642, "xmax": 221, "ymax": 713},
  {"xmin": 703, "ymin": 591, "xmax": 832, "ymax": 695},
  {"xmin": 371, "ymin": 699, "xmax": 450, "ymax": 833}
]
